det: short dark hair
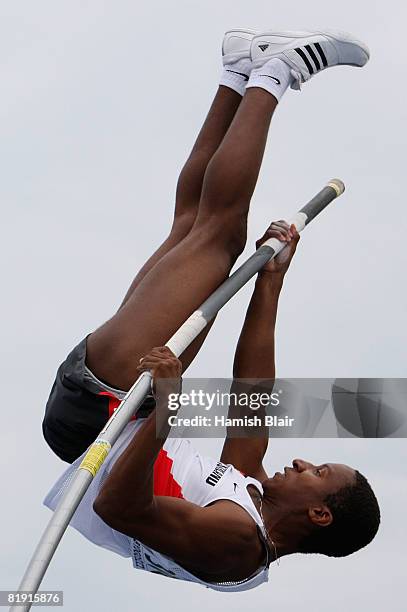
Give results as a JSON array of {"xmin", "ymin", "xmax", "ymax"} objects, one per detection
[{"xmin": 299, "ymin": 471, "xmax": 380, "ymax": 558}]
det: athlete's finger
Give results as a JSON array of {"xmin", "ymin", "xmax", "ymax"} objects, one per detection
[
  {"xmin": 290, "ymin": 224, "xmax": 301, "ymax": 241},
  {"xmin": 266, "ymin": 229, "xmax": 290, "ymax": 242},
  {"xmin": 269, "ymin": 220, "xmax": 290, "ymax": 231},
  {"xmin": 137, "ymin": 356, "xmax": 180, "ymax": 373},
  {"xmin": 136, "ymin": 358, "xmax": 165, "ymax": 371},
  {"xmin": 139, "ymin": 347, "xmax": 175, "ymax": 364}
]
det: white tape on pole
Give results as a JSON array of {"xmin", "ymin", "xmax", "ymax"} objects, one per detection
[
  {"xmin": 262, "ymin": 212, "xmax": 308, "ymax": 252},
  {"xmin": 166, "ymin": 310, "xmax": 207, "ymax": 357}
]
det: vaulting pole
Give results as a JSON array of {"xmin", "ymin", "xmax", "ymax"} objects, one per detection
[{"xmin": 11, "ymin": 179, "xmax": 344, "ymax": 611}]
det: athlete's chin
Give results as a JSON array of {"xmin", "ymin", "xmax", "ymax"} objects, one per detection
[
  {"xmin": 272, "ymin": 471, "xmax": 285, "ymax": 480},
  {"xmin": 262, "ymin": 472, "xmax": 286, "ymax": 492}
]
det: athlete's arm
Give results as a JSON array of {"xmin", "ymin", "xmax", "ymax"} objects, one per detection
[
  {"xmin": 97, "ymin": 488, "xmax": 257, "ymax": 578},
  {"xmin": 220, "ymin": 222, "xmax": 300, "ymax": 480},
  {"xmin": 93, "ymin": 348, "xmax": 259, "ymax": 578}
]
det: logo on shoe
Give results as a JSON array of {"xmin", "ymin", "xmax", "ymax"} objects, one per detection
[
  {"xmin": 226, "ymin": 69, "xmax": 249, "ymax": 81},
  {"xmin": 259, "ymin": 44, "xmax": 270, "ymax": 52},
  {"xmin": 259, "ymin": 75, "xmax": 281, "ymax": 85}
]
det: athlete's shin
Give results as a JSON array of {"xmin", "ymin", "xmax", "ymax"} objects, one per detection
[
  {"xmin": 174, "ymin": 86, "xmax": 242, "ymax": 218},
  {"xmin": 197, "ymin": 87, "xmax": 277, "ymax": 225}
]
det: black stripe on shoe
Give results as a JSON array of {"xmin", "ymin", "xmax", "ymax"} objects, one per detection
[
  {"xmin": 314, "ymin": 42, "xmax": 328, "ymax": 67},
  {"xmin": 294, "ymin": 47, "xmax": 314, "ymax": 74},
  {"xmin": 305, "ymin": 44, "xmax": 321, "ymax": 71}
]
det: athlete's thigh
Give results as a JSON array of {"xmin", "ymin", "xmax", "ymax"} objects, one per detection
[
  {"xmin": 86, "ymin": 226, "xmax": 232, "ymax": 390},
  {"xmin": 119, "ymin": 213, "xmax": 196, "ymax": 310}
]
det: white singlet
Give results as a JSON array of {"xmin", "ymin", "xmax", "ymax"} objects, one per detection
[{"xmin": 44, "ymin": 419, "xmax": 271, "ymax": 592}]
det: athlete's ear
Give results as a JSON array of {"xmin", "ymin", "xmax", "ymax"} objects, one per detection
[{"xmin": 308, "ymin": 505, "xmax": 333, "ymax": 527}]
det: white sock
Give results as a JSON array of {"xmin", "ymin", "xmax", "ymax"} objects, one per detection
[
  {"xmin": 220, "ymin": 58, "xmax": 252, "ymax": 96},
  {"xmin": 246, "ymin": 58, "xmax": 294, "ymax": 102}
]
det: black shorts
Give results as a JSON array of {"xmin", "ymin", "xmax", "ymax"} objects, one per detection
[{"xmin": 42, "ymin": 336, "xmax": 156, "ymax": 464}]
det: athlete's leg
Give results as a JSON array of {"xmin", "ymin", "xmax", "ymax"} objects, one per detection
[
  {"xmin": 86, "ymin": 87, "xmax": 278, "ymax": 391},
  {"xmin": 117, "ymin": 87, "xmax": 242, "ymax": 371},
  {"xmin": 119, "ymin": 86, "xmax": 242, "ymax": 307}
]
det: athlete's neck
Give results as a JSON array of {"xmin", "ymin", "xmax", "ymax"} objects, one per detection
[{"xmin": 248, "ymin": 486, "xmax": 304, "ymax": 559}]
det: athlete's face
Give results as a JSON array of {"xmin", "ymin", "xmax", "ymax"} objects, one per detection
[{"xmin": 265, "ymin": 459, "xmax": 356, "ymax": 509}]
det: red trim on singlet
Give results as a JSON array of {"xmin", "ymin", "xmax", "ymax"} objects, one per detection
[
  {"xmin": 153, "ymin": 450, "xmax": 184, "ymax": 498},
  {"xmin": 98, "ymin": 391, "xmax": 184, "ymax": 499},
  {"xmin": 98, "ymin": 391, "xmax": 137, "ymax": 421}
]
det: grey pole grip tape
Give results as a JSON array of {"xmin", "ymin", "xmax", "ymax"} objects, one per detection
[
  {"xmin": 12, "ymin": 180, "xmax": 344, "ymax": 611},
  {"xmin": 301, "ymin": 179, "xmax": 344, "ymax": 223},
  {"xmin": 260, "ymin": 180, "xmax": 345, "ymax": 257}
]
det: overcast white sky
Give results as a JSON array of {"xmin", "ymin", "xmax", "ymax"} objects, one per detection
[{"xmin": 1, "ymin": 1, "xmax": 406, "ymax": 611}]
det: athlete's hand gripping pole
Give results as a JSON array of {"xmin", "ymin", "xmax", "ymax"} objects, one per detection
[{"xmin": 11, "ymin": 179, "xmax": 344, "ymax": 612}]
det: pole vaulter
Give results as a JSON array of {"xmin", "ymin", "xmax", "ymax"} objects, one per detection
[
  {"xmin": 12, "ymin": 24, "xmax": 382, "ymax": 610},
  {"xmin": 13, "ymin": 180, "xmax": 344, "ymax": 611}
]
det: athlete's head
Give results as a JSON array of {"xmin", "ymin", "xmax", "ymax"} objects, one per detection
[{"xmin": 264, "ymin": 459, "xmax": 380, "ymax": 558}]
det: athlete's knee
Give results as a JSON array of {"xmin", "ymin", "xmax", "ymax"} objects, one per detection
[
  {"xmin": 170, "ymin": 209, "xmax": 197, "ymax": 240},
  {"xmin": 198, "ymin": 210, "xmax": 248, "ymax": 259},
  {"xmin": 224, "ymin": 213, "xmax": 248, "ymax": 257},
  {"xmin": 175, "ymin": 151, "xmax": 210, "ymax": 213}
]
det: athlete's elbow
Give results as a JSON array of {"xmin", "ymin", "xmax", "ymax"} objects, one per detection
[
  {"xmin": 93, "ymin": 494, "xmax": 130, "ymax": 532},
  {"xmin": 93, "ymin": 492, "xmax": 154, "ymax": 532},
  {"xmin": 93, "ymin": 479, "xmax": 138, "ymax": 525},
  {"xmin": 93, "ymin": 491, "xmax": 123, "ymax": 526},
  {"xmin": 93, "ymin": 494, "xmax": 114, "ymax": 524}
]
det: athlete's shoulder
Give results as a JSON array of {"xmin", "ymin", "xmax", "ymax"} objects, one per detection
[
  {"xmin": 191, "ymin": 501, "xmax": 265, "ymax": 581},
  {"xmin": 205, "ymin": 498, "xmax": 262, "ymax": 547}
]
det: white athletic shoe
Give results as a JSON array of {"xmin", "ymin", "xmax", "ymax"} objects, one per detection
[
  {"xmin": 222, "ymin": 29, "xmax": 256, "ymax": 65},
  {"xmin": 250, "ymin": 29, "xmax": 370, "ymax": 89}
]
